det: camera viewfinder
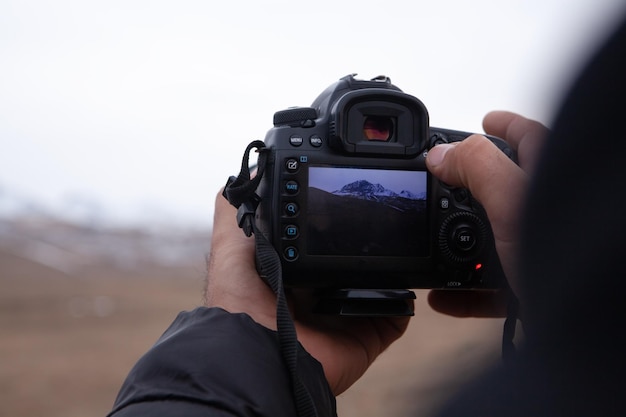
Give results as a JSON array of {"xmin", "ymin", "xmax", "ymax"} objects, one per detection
[{"xmin": 363, "ymin": 116, "xmax": 394, "ymax": 141}]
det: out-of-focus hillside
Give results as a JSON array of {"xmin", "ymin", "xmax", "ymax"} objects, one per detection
[
  {"xmin": 0, "ymin": 215, "xmax": 210, "ymax": 417},
  {"xmin": 0, "ymin": 214, "xmax": 507, "ymax": 417},
  {"xmin": 0, "ymin": 214, "xmax": 212, "ymax": 272}
]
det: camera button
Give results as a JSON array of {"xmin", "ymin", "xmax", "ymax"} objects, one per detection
[
  {"xmin": 430, "ymin": 133, "xmax": 448, "ymax": 146},
  {"xmin": 284, "ymin": 202, "xmax": 299, "ymax": 216},
  {"xmin": 289, "ymin": 135, "xmax": 304, "ymax": 147},
  {"xmin": 284, "ymin": 224, "xmax": 299, "ymax": 239},
  {"xmin": 285, "ymin": 158, "xmax": 299, "ymax": 172},
  {"xmin": 284, "ymin": 180, "xmax": 299, "ymax": 194},
  {"xmin": 440, "ymin": 197, "xmax": 450, "ymax": 210},
  {"xmin": 453, "ymin": 189, "xmax": 469, "ymax": 203},
  {"xmin": 284, "ymin": 246, "xmax": 299, "ymax": 261},
  {"xmin": 453, "ymin": 226, "xmax": 476, "ymax": 251},
  {"xmin": 310, "ymin": 135, "xmax": 323, "ymax": 147}
]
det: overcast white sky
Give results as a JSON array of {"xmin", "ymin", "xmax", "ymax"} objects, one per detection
[{"xmin": 1, "ymin": 0, "xmax": 624, "ymax": 228}]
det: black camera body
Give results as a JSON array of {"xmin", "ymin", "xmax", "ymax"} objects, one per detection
[{"xmin": 255, "ymin": 75, "xmax": 515, "ymax": 291}]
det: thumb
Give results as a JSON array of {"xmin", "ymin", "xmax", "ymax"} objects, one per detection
[
  {"xmin": 426, "ymin": 135, "xmax": 528, "ymax": 295},
  {"xmin": 426, "ymin": 135, "xmax": 505, "ymax": 192},
  {"xmin": 426, "ymin": 135, "xmax": 522, "ymax": 216}
]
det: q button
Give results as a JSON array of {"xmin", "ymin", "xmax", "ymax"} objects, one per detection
[{"xmin": 284, "ymin": 202, "xmax": 299, "ymax": 217}]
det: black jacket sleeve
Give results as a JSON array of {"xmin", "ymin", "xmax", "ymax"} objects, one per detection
[{"xmin": 107, "ymin": 307, "xmax": 337, "ymax": 417}]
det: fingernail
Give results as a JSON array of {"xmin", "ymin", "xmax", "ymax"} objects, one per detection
[{"xmin": 427, "ymin": 143, "xmax": 454, "ymax": 167}]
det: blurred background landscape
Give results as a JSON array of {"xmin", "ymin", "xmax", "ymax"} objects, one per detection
[
  {"xmin": 0, "ymin": 209, "xmax": 506, "ymax": 417},
  {"xmin": 0, "ymin": 212, "xmax": 209, "ymax": 417},
  {"xmin": 2, "ymin": 0, "xmax": 625, "ymax": 416}
]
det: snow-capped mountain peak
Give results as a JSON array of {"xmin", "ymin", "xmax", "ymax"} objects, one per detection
[
  {"xmin": 330, "ymin": 180, "xmax": 425, "ymax": 201},
  {"xmin": 334, "ymin": 180, "xmax": 395, "ymax": 197}
]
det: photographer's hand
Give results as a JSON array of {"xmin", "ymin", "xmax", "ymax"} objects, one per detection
[
  {"xmin": 426, "ymin": 111, "xmax": 548, "ymax": 317},
  {"xmin": 205, "ymin": 192, "xmax": 411, "ymax": 395}
]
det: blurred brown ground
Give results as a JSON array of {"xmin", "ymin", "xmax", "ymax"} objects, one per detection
[{"xmin": 0, "ymin": 217, "xmax": 504, "ymax": 417}]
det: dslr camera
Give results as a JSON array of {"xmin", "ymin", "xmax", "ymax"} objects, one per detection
[{"xmin": 246, "ymin": 75, "xmax": 514, "ymax": 313}]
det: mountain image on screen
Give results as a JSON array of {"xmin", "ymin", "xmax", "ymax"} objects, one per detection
[
  {"xmin": 308, "ymin": 180, "xmax": 428, "ymax": 257},
  {"xmin": 333, "ymin": 180, "xmax": 426, "ymax": 204}
]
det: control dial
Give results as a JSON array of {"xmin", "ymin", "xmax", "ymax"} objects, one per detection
[
  {"xmin": 273, "ymin": 107, "xmax": 317, "ymax": 127},
  {"xmin": 439, "ymin": 212, "xmax": 489, "ymax": 264}
]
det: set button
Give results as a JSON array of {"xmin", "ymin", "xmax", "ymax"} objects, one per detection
[{"xmin": 452, "ymin": 226, "xmax": 476, "ymax": 251}]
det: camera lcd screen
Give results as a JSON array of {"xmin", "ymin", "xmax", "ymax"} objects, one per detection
[{"xmin": 307, "ymin": 166, "xmax": 429, "ymax": 257}]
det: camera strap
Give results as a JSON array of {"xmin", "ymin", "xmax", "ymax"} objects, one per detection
[
  {"xmin": 502, "ymin": 289, "xmax": 519, "ymax": 364},
  {"xmin": 223, "ymin": 140, "xmax": 318, "ymax": 417}
]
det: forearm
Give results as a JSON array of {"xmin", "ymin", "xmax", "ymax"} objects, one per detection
[{"xmin": 108, "ymin": 307, "xmax": 336, "ymax": 417}]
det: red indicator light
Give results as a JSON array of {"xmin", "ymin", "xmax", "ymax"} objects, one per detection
[{"xmin": 475, "ymin": 263, "xmax": 483, "ymax": 270}]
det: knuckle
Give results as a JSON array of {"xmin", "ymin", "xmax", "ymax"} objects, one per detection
[
  {"xmin": 456, "ymin": 134, "xmax": 493, "ymax": 157},
  {"xmin": 454, "ymin": 135, "xmax": 499, "ymax": 182}
]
